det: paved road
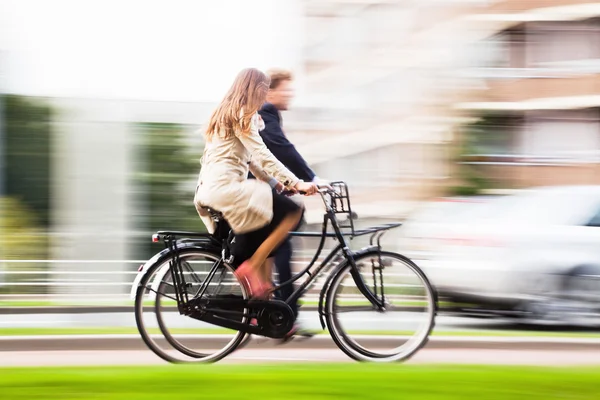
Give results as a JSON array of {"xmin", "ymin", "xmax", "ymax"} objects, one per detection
[
  {"xmin": 2, "ymin": 335, "xmax": 600, "ymax": 366},
  {"xmin": 3, "ymin": 334, "xmax": 600, "ymax": 352},
  {"xmin": 0, "ymin": 311, "xmax": 530, "ymax": 332},
  {"xmin": 3, "ymin": 347, "xmax": 600, "ymax": 367}
]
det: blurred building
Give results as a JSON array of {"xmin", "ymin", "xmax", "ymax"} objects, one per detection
[
  {"xmin": 457, "ymin": 1, "xmax": 600, "ymax": 188},
  {"xmin": 287, "ymin": 0, "xmax": 492, "ymax": 222}
]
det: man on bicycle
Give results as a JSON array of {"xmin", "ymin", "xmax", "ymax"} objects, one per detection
[{"xmin": 254, "ymin": 68, "xmax": 327, "ymax": 337}]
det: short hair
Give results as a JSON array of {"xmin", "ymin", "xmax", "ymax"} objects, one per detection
[{"xmin": 267, "ymin": 68, "xmax": 293, "ymax": 90}]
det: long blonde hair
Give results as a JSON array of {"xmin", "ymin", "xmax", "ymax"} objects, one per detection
[{"xmin": 205, "ymin": 68, "xmax": 270, "ymax": 141}]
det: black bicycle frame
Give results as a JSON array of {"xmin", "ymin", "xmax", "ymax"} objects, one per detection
[{"xmin": 151, "ymin": 183, "xmax": 401, "ymax": 320}]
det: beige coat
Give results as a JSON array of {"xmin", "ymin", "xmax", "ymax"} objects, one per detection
[{"xmin": 194, "ymin": 113, "xmax": 299, "ymax": 234}]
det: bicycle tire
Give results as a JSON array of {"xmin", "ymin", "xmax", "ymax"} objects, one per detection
[
  {"xmin": 325, "ymin": 250, "xmax": 437, "ymax": 362},
  {"xmin": 134, "ymin": 247, "xmax": 248, "ymax": 363}
]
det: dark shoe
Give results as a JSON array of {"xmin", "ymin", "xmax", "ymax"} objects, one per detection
[
  {"xmin": 278, "ymin": 324, "xmax": 316, "ymax": 343},
  {"xmin": 295, "ymin": 327, "xmax": 316, "ymax": 339}
]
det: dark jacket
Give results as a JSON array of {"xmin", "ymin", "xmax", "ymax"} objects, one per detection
[{"xmin": 253, "ymin": 102, "xmax": 316, "ymax": 182}]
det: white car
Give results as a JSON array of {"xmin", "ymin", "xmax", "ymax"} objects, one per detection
[
  {"xmin": 410, "ymin": 186, "xmax": 600, "ymax": 326},
  {"xmin": 397, "ymin": 196, "xmax": 494, "ymax": 261}
]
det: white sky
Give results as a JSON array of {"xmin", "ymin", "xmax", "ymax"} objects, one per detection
[{"xmin": 0, "ymin": 0, "xmax": 304, "ymax": 102}]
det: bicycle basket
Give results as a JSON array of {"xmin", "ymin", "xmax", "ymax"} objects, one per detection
[{"xmin": 326, "ymin": 181, "xmax": 356, "ymax": 236}]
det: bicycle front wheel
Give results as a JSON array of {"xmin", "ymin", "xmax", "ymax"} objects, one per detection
[{"xmin": 325, "ymin": 250, "xmax": 436, "ymax": 362}]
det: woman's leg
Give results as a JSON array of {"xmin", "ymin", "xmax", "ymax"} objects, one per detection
[
  {"xmin": 248, "ymin": 209, "xmax": 301, "ymax": 275},
  {"xmin": 236, "ymin": 208, "xmax": 301, "ymax": 297},
  {"xmin": 259, "ymin": 258, "xmax": 274, "ymax": 285},
  {"xmin": 235, "ymin": 190, "xmax": 303, "ymax": 297}
]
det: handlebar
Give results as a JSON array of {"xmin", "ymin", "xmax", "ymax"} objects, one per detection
[
  {"xmin": 286, "ymin": 180, "xmax": 359, "ymax": 231},
  {"xmin": 300, "ymin": 184, "xmax": 357, "ymax": 219},
  {"xmin": 281, "ymin": 184, "xmax": 332, "ymax": 197}
]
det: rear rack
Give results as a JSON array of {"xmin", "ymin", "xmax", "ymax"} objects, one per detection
[
  {"xmin": 152, "ymin": 230, "xmax": 219, "ymax": 247},
  {"xmin": 155, "ymin": 231, "xmax": 213, "ymax": 238}
]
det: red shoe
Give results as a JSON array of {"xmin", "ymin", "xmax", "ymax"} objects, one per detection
[{"xmin": 235, "ymin": 261, "xmax": 271, "ymax": 299}]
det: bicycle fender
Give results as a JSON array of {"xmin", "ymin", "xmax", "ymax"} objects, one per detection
[
  {"xmin": 317, "ymin": 262, "xmax": 342, "ymax": 330},
  {"xmin": 317, "ymin": 245, "xmax": 379, "ymax": 329},
  {"xmin": 129, "ymin": 243, "xmax": 217, "ymax": 300}
]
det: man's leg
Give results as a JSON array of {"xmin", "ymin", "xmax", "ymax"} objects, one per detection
[
  {"xmin": 274, "ymin": 235, "xmax": 315, "ymax": 340},
  {"xmin": 274, "ymin": 236, "xmax": 298, "ymax": 317},
  {"xmin": 273, "ymin": 209, "xmax": 316, "ymax": 340}
]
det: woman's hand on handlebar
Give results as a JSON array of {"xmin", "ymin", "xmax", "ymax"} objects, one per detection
[
  {"xmin": 274, "ymin": 182, "xmax": 285, "ymax": 194},
  {"xmin": 294, "ymin": 181, "xmax": 319, "ymax": 196}
]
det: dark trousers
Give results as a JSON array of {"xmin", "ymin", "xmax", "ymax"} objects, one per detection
[
  {"xmin": 274, "ymin": 236, "xmax": 298, "ymax": 317},
  {"xmin": 274, "ymin": 209, "xmax": 305, "ymax": 318}
]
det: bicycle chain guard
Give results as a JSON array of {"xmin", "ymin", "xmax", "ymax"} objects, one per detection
[{"xmin": 186, "ymin": 296, "xmax": 295, "ymax": 339}]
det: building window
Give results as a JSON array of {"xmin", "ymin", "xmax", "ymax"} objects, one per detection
[
  {"xmin": 468, "ymin": 27, "xmax": 526, "ymax": 70},
  {"xmin": 522, "ymin": 117, "xmax": 600, "ymax": 162},
  {"xmin": 527, "ymin": 21, "xmax": 600, "ymax": 67}
]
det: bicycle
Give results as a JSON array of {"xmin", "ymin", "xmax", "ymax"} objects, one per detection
[{"xmin": 132, "ymin": 181, "xmax": 437, "ymax": 363}]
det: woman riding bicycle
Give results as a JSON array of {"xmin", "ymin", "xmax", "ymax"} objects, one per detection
[{"xmin": 194, "ymin": 68, "xmax": 318, "ymax": 299}]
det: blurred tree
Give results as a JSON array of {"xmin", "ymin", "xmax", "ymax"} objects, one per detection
[
  {"xmin": 449, "ymin": 138, "xmax": 489, "ymax": 196},
  {"xmin": 3, "ymin": 95, "xmax": 52, "ymax": 227},
  {"xmin": 449, "ymin": 114, "xmax": 496, "ymax": 196},
  {"xmin": 0, "ymin": 197, "xmax": 48, "ymax": 294},
  {"xmin": 451, "ymin": 111, "xmax": 523, "ymax": 195},
  {"xmin": 133, "ymin": 123, "xmax": 204, "ymax": 258},
  {"xmin": 0, "ymin": 95, "xmax": 51, "ymax": 293}
]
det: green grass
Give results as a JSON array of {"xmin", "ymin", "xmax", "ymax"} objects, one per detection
[
  {"xmin": 0, "ymin": 300, "xmax": 61, "ymax": 307},
  {"xmin": 0, "ymin": 301, "xmax": 132, "ymax": 307},
  {"xmin": 2, "ymin": 327, "xmax": 600, "ymax": 338},
  {"xmin": 1, "ymin": 364, "xmax": 599, "ymax": 399}
]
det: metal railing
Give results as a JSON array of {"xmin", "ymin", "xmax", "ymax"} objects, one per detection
[{"xmin": 0, "ymin": 252, "xmax": 333, "ymax": 305}]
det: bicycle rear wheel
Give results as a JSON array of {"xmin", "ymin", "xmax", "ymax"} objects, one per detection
[
  {"xmin": 325, "ymin": 250, "xmax": 436, "ymax": 362},
  {"xmin": 134, "ymin": 248, "xmax": 248, "ymax": 363}
]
